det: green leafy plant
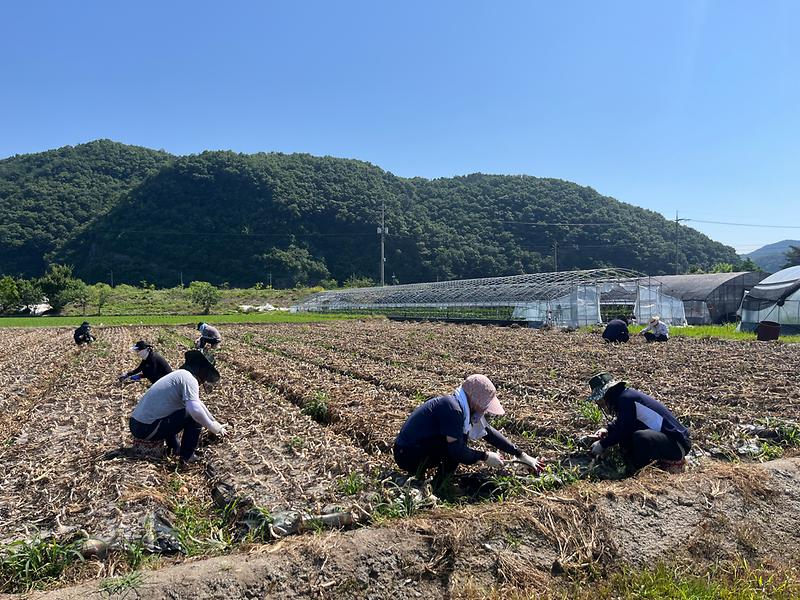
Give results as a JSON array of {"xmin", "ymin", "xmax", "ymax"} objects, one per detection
[
  {"xmin": 337, "ymin": 472, "xmax": 366, "ymax": 495},
  {"xmin": 99, "ymin": 571, "xmax": 143, "ymax": 599},
  {"xmin": 577, "ymin": 400, "xmax": 603, "ymax": 425},
  {"xmin": 0, "ymin": 534, "xmax": 83, "ymax": 593},
  {"xmin": 302, "ymin": 391, "xmax": 331, "ymax": 424}
]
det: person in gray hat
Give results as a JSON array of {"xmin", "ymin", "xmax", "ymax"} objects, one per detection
[
  {"xmin": 587, "ymin": 372, "xmax": 690, "ymax": 472},
  {"xmin": 393, "ymin": 374, "xmax": 545, "ymax": 491},
  {"xmin": 129, "ymin": 350, "xmax": 227, "ymax": 464}
]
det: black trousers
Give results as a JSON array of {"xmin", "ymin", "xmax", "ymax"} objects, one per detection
[
  {"xmin": 129, "ymin": 409, "xmax": 202, "ymax": 461},
  {"xmin": 394, "ymin": 440, "xmax": 459, "ymax": 491},
  {"xmin": 197, "ymin": 336, "xmax": 221, "ymax": 348},
  {"xmin": 623, "ymin": 430, "xmax": 688, "ymax": 470},
  {"xmin": 644, "ymin": 333, "xmax": 668, "ymax": 343}
]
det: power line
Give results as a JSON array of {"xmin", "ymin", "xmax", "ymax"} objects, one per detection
[{"xmin": 686, "ymin": 218, "xmax": 800, "ymax": 229}]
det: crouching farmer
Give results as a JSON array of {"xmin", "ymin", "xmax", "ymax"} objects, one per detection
[
  {"xmin": 602, "ymin": 315, "xmax": 630, "ymax": 343},
  {"xmin": 129, "ymin": 350, "xmax": 226, "ymax": 465},
  {"xmin": 588, "ymin": 372, "xmax": 691, "ymax": 473},
  {"xmin": 393, "ymin": 374, "xmax": 544, "ymax": 491},
  {"xmin": 74, "ymin": 321, "xmax": 95, "ymax": 346}
]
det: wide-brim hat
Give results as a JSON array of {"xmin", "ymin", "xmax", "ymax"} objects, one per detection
[
  {"xmin": 182, "ymin": 350, "xmax": 220, "ymax": 384},
  {"xmin": 463, "ymin": 374, "xmax": 505, "ymax": 416},
  {"xmin": 649, "ymin": 315, "xmax": 661, "ymax": 324},
  {"xmin": 587, "ymin": 371, "xmax": 626, "ymax": 403}
]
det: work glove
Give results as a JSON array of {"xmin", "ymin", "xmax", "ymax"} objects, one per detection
[
  {"xmin": 593, "ymin": 428, "xmax": 608, "ymax": 439},
  {"xmin": 118, "ymin": 374, "xmax": 128, "ymax": 382},
  {"xmin": 485, "ymin": 451, "xmax": 504, "ymax": 468},
  {"xmin": 517, "ymin": 452, "xmax": 545, "ymax": 474},
  {"xmin": 590, "ymin": 440, "xmax": 605, "ymax": 457}
]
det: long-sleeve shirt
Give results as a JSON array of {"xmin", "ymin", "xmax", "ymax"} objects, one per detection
[
  {"xmin": 131, "ymin": 369, "xmax": 223, "ymax": 434},
  {"xmin": 600, "ymin": 387, "xmax": 690, "ymax": 450},
  {"xmin": 641, "ymin": 320, "xmax": 669, "ymax": 338},
  {"xmin": 125, "ymin": 350, "xmax": 173, "ymax": 384},
  {"xmin": 602, "ymin": 319, "xmax": 630, "ymax": 343},
  {"xmin": 395, "ymin": 395, "xmax": 521, "ymax": 465}
]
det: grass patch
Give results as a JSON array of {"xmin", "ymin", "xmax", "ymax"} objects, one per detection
[
  {"xmin": 99, "ymin": 570, "xmax": 143, "ymax": 598},
  {"xmin": 591, "ymin": 561, "xmax": 800, "ymax": 599},
  {"xmin": 0, "ymin": 535, "xmax": 83, "ymax": 593},
  {"xmin": 0, "ymin": 311, "xmax": 371, "ymax": 328},
  {"xmin": 577, "ymin": 400, "xmax": 603, "ymax": 425},
  {"xmin": 301, "ymin": 391, "xmax": 332, "ymax": 424},
  {"xmin": 628, "ymin": 323, "xmax": 800, "ymax": 343},
  {"xmin": 337, "ymin": 472, "xmax": 366, "ymax": 495}
]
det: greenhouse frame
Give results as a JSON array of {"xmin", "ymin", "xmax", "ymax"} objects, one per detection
[
  {"xmin": 629, "ymin": 272, "xmax": 765, "ymax": 325},
  {"xmin": 294, "ymin": 269, "xmax": 687, "ymax": 328},
  {"xmin": 738, "ymin": 266, "xmax": 800, "ymax": 335}
]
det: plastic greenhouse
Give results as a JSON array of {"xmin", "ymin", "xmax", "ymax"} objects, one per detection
[
  {"xmin": 636, "ymin": 272, "xmax": 764, "ymax": 325},
  {"xmin": 294, "ymin": 269, "xmax": 687, "ymax": 328},
  {"xmin": 738, "ymin": 266, "xmax": 800, "ymax": 335}
]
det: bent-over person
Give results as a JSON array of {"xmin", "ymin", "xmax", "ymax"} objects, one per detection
[
  {"xmin": 393, "ymin": 374, "xmax": 544, "ymax": 491},
  {"xmin": 120, "ymin": 340, "xmax": 172, "ymax": 384}
]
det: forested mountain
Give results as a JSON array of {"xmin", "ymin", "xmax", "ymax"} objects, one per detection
[
  {"xmin": 744, "ymin": 240, "xmax": 800, "ymax": 273},
  {"xmin": 0, "ymin": 141, "xmax": 172, "ymax": 276},
  {"xmin": 1, "ymin": 141, "xmax": 740, "ymax": 287}
]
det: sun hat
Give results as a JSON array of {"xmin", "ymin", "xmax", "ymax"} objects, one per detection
[
  {"xmin": 130, "ymin": 340, "xmax": 152, "ymax": 352},
  {"xmin": 462, "ymin": 374, "xmax": 505, "ymax": 416},
  {"xmin": 587, "ymin": 372, "xmax": 626, "ymax": 403},
  {"xmin": 649, "ymin": 315, "xmax": 660, "ymax": 324},
  {"xmin": 181, "ymin": 350, "xmax": 220, "ymax": 384}
]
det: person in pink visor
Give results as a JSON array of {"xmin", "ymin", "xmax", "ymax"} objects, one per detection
[{"xmin": 393, "ymin": 374, "xmax": 544, "ymax": 492}]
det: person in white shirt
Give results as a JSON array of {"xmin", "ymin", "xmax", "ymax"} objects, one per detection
[
  {"xmin": 638, "ymin": 315, "xmax": 669, "ymax": 343},
  {"xmin": 129, "ymin": 350, "xmax": 226, "ymax": 464}
]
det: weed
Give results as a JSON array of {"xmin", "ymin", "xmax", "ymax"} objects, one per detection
[
  {"xmin": 0, "ymin": 534, "xmax": 83, "ymax": 593},
  {"xmin": 757, "ymin": 441, "xmax": 784, "ymax": 462},
  {"xmin": 288, "ymin": 436, "xmax": 305, "ymax": 450},
  {"xmin": 241, "ymin": 332, "xmax": 255, "ymax": 344},
  {"xmin": 302, "ymin": 391, "xmax": 331, "ymax": 424},
  {"xmin": 303, "ymin": 518, "xmax": 326, "ymax": 535},
  {"xmin": 577, "ymin": 400, "xmax": 603, "ymax": 425},
  {"xmin": 123, "ymin": 539, "xmax": 150, "ymax": 570},
  {"xmin": 412, "ymin": 390, "xmax": 428, "ymax": 404},
  {"xmin": 337, "ymin": 472, "xmax": 365, "ymax": 495},
  {"xmin": 99, "ymin": 571, "xmax": 143, "ymax": 599}
]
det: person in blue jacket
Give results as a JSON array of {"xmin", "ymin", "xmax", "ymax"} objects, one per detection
[
  {"xmin": 393, "ymin": 374, "xmax": 544, "ymax": 491},
  {"xmin": 588, "ymin": 371, "xmax": 691, "ymax": 472},
  {"xmin": 602, "ymin": 315, "xmax": 630, "ymax": 343}
]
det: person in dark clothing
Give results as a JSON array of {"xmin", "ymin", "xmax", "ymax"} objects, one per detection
[
  {"xmin": 119, "ymin": 340, "xmax": 173, "ymax": 384},
  {"xmin": 195, "ymin": 322, "xmax": 221, "ymax": 350},
  {"xmin": 394, "ymin": 374, "xmax": 545, "ymax": 491},
  {"xmin": 602, "ymin": 315, "xmax": 630, "ymax": 343},
  {"xmin": 587, "ymin": 372, "xmax": 691, "ymax": 472},
  {"xmin": 73, "ymin": 321, "xmax": 95, "ymax": 346}
]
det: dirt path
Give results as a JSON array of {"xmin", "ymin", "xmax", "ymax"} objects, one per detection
[{"xmin": 21, "ymin": 457, "xmax": 800, "ymax": 600}]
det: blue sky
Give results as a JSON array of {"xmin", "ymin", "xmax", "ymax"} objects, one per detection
[{"xmin": 1, "ymin": 1, "xmax": 798, "ymax": 254}]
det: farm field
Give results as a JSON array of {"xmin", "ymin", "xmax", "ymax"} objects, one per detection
[{"xmin": 4, "ymin": 320, "xmax": 800, "ymax": 598}]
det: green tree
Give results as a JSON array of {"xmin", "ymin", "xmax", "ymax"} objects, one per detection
[
  {"xmin": 783, "ymin": 246, "xmax": 800, "ymax": 269},
  {"xmin": 16, "ymin": 278, "xmax": 42, "ymax": 312},
  {"xmin": 188, "ymin": 281, "xmax": 220, "ymax": 314},
  {"xmin": 38, "ymin": 264, "xmax": 82, "ymax": 313},
  {"xmin": 0, "ymin": 276, "xmax": 20, "ymax": 313},
  {"xmin": 92, "ymin": 282, "xmax": 112, "ymax": 315},
  {"xmin": 344, "ymin": 275, "xmax": 375, "ymax": 288},
  {"xmin": 737, "ymin": 257, "xmax": 762, "ymax": 272},
  {"xmin": 709, "ymin": 263, "xmax": 734, "ymax": 273},
  {"xmin": 71, "ymin": 280, "xmax": 91, "ymax": 315}
]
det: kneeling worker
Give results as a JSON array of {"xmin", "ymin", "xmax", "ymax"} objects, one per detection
[
  {"xmin": 602, "ymin": 315, "xmax": 630, "ymax": 343},
  {"xmin": 119, "ymin": 340, "xmax": 172, "ymax": 384},
  {"xmin": 74, "ymin": 321, "xmax": 95, "ymax": 346},
  {"xmin": 638, "ymin": 315, "xmax": 669, "ymax": 342},
  {"xmin": 129, "ymin": 350, "xmax": 226, "ymax": 464},
  {"xmin": 394, "ymin": 374, "xmax": 544, "ymax": 490},
  {"xmin": 588, "ymin": 372, "xmax": 691, "ymax": 472}
]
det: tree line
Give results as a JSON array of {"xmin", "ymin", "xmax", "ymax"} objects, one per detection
[{"xmin": 1, "ymin": 140, "xmax": 757, "ymax": 288}]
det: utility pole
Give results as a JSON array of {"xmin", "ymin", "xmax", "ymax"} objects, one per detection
[
  {"xmin": 377, "ymin": 201, "xmax": 388, "ymax": 286},
  {"xmin": 180, "ymin": 271, "xmax": 184, "ymax": 287},
  {"xmin": 553, "ymin": 241, "xmax": 559, "ymax": 272},
  {"xmin": 674, "ymin": 211, "xmax": 688, "ymax": 275},
  {"xmin": 109, "ymin": 269, "xmax": 114, "ymax": 288}
]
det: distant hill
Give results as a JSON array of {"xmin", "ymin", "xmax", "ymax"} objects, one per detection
[
  {"xmin": 744, "ymin": 240, "xmax": 800, "ymax": 273},
  {"xmin": 1, "ymin": 141, "xmax": 742, "ymax": 287}
]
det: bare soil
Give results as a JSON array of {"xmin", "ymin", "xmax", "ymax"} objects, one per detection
[{"xmin": 3, "ymin": 320, "xmax": 800, "ymax": 598}]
